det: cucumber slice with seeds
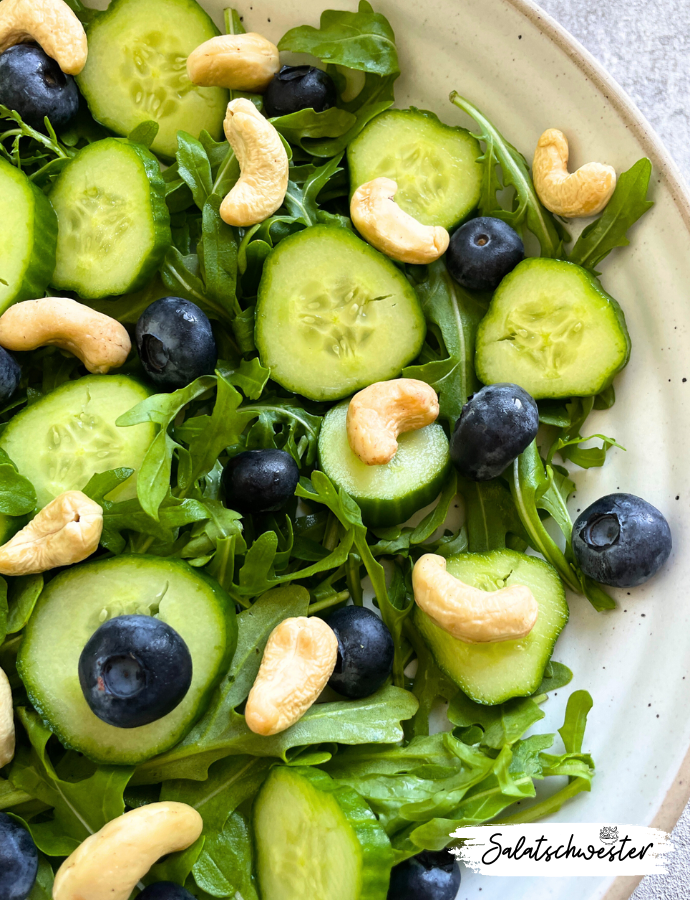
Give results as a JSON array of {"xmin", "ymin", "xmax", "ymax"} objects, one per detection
[
  {"xmin": 18, "ymin": 555, "xmax": 237, "ymax": 765},
  {"xmin": 319, "ymin": 400, "xmax": 450, "ymax": 527},
  {"xmin": 0, "ymin": 157, "xmax": 57, "ymax": 314},
  {"xmin": 254, "ymin": 766, "xmax": 392, "ymax": 900},
  {"xmin": 0, "ymin": 375, "xmax": 155, "ymax": 509},
  {"xmin": 77, "ymin": 0, "xmax": 228, "ymax": 160},
  {"xmin": 49, "ymin": 138, "xmax": 171, "ymax": 299},
  {"xmin": 348, "ymin": 108, "xmax": 482, "ymax": 229},
  {"xmin": 475, "ymin": 258, "xmax": 631, "ymax": 399},
  {"xmin": 414, "ymin": 549, "xmax": 568, "ymax": 704},
  {"xmin": 256, "ymin": 225, "xmax": 426, "ymax": 402}
]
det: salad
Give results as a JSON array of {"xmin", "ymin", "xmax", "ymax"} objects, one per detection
[{"xmin": 0, "ymin": 0, "xmax": 674, "ymax": 898}]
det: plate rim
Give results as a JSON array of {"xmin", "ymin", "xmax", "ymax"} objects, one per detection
[{"xmin": 504, "ymin": 1, "xmax": 690, "ymax": 895}]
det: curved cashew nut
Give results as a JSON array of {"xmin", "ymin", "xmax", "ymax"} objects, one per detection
[
  {"xmin": 0, "ymin": 0, "xmax": 88, "ymax": 75},
  {"xmin": 533, "ymin": 129, "xmax": 617, "ymax": 218},
  {"xmin": 0, "ymin": 666, "xmax": 15, "ymax": 768},
  {"xmin": 0, "ymin": 491, "xmax": 102, "ymax": 576},
  {"xmin": 413, "ymin": 554, "xmax": 539, "ymax": 643},
  {"xmin": 350, "ymin": 178, "xmax": 450, "ymax": 264},
  {"xmin": 245, "ymin": 616, "xmax": 338, "ymax": 736},
  {"xmin": 0, "ymin": 298, "xmax": 131, "ymax": 374},
  {"xmin": 53, "ymin": 802, "xmax": 203, "ymax": 900},
  {"xmin": 219, "ymin": 98, "xmax": 289, "ymax": 227},
  {"xmin": 347, "ymin": 378, "xmax": 439, "ymax": 466},
  {"xmin": 187, "ymin": 33, "xmax": 280, "ymax": 91}
]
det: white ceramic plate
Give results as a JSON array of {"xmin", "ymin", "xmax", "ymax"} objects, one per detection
[{"xmin": 136, "ymin": 0, "xmax": 690, "ymax": 895}]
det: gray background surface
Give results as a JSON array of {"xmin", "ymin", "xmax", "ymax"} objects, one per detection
[{"xmin": 536, "ymin": 3, "xmax": 690, "ymax": 896}]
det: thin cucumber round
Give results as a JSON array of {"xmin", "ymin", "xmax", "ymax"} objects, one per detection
[
  {"xmin": 77, "ymin": 0, "xmax": 228, "ymax": 160},
  {"xmin": 475, "ymin": 258, "xmax": 631, "ymax": 399},
  {"xmin": 49, "ymin": 139, "xmax": 171, "ymax": 299},
  {"xmin": 254, "ymin": 766, "xmax": 392, "ymax": 900},
  {"xmin": 18, "ymin": 555, "xmax": 236, "ymax": 765},
  {"xmin": 318, "ymin": 400, "xmax": 450, "ymax": 527},
  {"xmin": 0, "ymin": 157, "xmax": 57, "ymax": 314},
  {"xmin": 414, "ymin": 549, "xmax": 568, "ymax": 704},
  {"xmin": 348, "ymin": 108, "xmax": 482, "ymax": 229},
  {"xmin": 256, "ymin": 226, "xmax": 426, "ymax": 401},
  {"xmin": 0, "ymin": 375, "xmax": 155, "ymax": 509}
]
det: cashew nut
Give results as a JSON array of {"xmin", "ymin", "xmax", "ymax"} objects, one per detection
[
  {"xmin": 0, "ymin": 666, "xmax": 15, "ymax": 768},
  {"xmin": 0, "ymin": 297, "xmax": 131, "ymax": 374},
  {"xmin": 187, "ymin": 33, "xmax": 280, "ymax": 92},
  {"xmin": 219, "ymin": 98, "xmax": 289, "ymax": 227},
  {"xmin": 532, "ymin": 129, "xmax": 617, "ymax": 218},
  {"xmin": 413, "ymin": 554, "xmax": 539, "ymax": 643},
  {"xmin": 53, "ymin": 802, "xmax": 203, "ymax": 900},
  {"xmin": 245, "ymin": 616, "xmax": 338, "ymax": 736},
  {"xmin": 0, "ymin": 0, "xmax": 87, "ymax": 75},
  {"xmin": 350, "ymin": 178, "xmax": 450, "ymax": 264},
  {"xmin": 347, "ymin": 378, "xmax": 440, "ymax": 466},
  {"xmin": 0, "ymin": 491, "xmax": 102, "ymax": 576}
]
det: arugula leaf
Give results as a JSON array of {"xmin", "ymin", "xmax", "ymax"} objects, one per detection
[
  {"xmin": 450, "ymin": 93, "xmax": 566, "ymax": 258},
  {"xmin": 128, "ymin": 121, "xmax": 160, "ymax": 149},
  {"xmin": 271, "ymin": 107, "xmax": 357, "ymax": 150},
  {"xmin": 410, "ymin": 471, "xmax": 457, "ymax": 545},
  {"xmin": 0, "ymin": 449, "xmax": 36, "ymax": 515},
  {"xmin": 192, "ymin": 812, "xmax": 259, "ymax": 900},
  {"xmin": 176, "ymin": 132, "xmax": 213, "ymax": 211},
  {"xmin": 403, "ymin": 621, "xmax": 457, "ymax": 738},
  {"xmin": 282, "ymin": 154, "xmax": 345, "ymax": 226},
  {"xmin": 6, "ymin": 575, "xmax": 43, "ymax": 634},
  {"xmin": 403, "ymin": 261, "xmax": 486, "ymax": 428},
  {"xmin": 459, "ymin": 477, "xmax": 528, "ymax": 552},
  {"xmin": 146, "ymin": 836, "xmax": 206, "ymax": 886},
  {"xmin": 278, "ymin": 1, "xmax": 399, "ymax": 76},
  {"xmin": 569, "ymin": 158, "xmax": 654, "ymax": 272}
]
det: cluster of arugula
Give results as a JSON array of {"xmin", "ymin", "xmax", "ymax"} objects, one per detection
[{"xmin": 0, "ymin": 0, "xmax": 657, "ymax": 895}]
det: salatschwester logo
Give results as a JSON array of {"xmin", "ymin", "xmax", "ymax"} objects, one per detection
[{"xmin": 453, "ymin": 823, "xmax": 674, "ymax": 876}]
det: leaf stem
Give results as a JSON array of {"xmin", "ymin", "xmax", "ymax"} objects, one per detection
[{"xmin": 308, "ymin": 589, "xmax": 350, "ymax": 615}]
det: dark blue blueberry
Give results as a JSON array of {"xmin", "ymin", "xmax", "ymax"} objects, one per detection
[
  {"xmin": 450, "ymin": 383, "xmax": 539, "ymax": 481},
  {"xmin": 327, "ymin": 606, "xmax": 394, "ymax": 699},
  {"xmin": 78, "ymin": 615, "xmax": 193, "ymax": 729},
  {"xmin": 387, "ymin": 849, "xmax": 461, "ymax": 900},
  {"xmin": 0, "ymin": 813, "xmax": 38, "ymax": 900},
  {"xmin": 0, "ymin": 347, "xmax": 21, "ymax": 406},
  {"xmin": 222, "ymin": 449, "xmax": 299, "ymax": 515},
  {"xmin": 572, "ymin": 493, "xmax": 672, "ymax": 588},
  {"xmin": 0, "ymin": 45, "xmax": 79, "ymax": 132},
  {"xmin": 137, "ymin": 883, "xmax": 196, "ymax": 900},
  {"xmin": 135, "ymin": 297, "xmax": 216, "ymax": 390},
  {"xmin": 264, "ymin": 66, "xmax": 337, "ymax": 118},
  {"xmin": 446, "ymin": 217, "xmax": 524, "ymax": 292}
]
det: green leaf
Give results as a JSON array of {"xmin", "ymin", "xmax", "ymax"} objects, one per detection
[
  {"xmin": 146, "ymin": 836, "xmax": 205, "ymax": 886},
  {"xmin": 217, "ymin": 358, "xmax": 270, "ymax": 400},
  {"xmin": 224, "ymin": 7, "xmax": 245, "ymax": 35},
  {"xmin": 9, "ymin": 709, "xmax": 133, "ymax": 856},
  {"xmin": 27, "ymin": 852, "xmax": 54, "ymax": 900},
  {"xmin": 283, "ymin": 154, "xmax": 345, "ymax": 226},
  {"xmin": 278, "ymin": 1, "xmax": 400, "ymax": 75},
  {"xmin": 403, "ymin": 261, "xmax": 486, "ymax": 428},
  {"xmin": 569, "ymin": 158, "xmax": 654, "ymax": 272},
  {"xmin": 0, "ymin": 460, "xmax": 36, "ymax": 515},
  {"xmin": 0, "ymin": 577, "xmax": 7, "ymax": 645},
  {"xmin": 200, "ymin": 195, "xmax": 240, "ymax": 317},
  {"xmin": 410, "ymin": 470, "xmax": 457, "ymax": 545},
  {"xmin": 450, "ymin": 93, "xmax": 566, "ymax": 258},
  {"xmin": 271, "ymin": 107, "xmax": 357, "ymax": 150},
  {"xmin": 0, "ymin": 776, "xmax": 34, "ymax": 810},
  {"xmin": 82, "ymin": 467, "xmax": 135, "ymax": 503},
  {"xmin": 192, "ymin": 812, "xmax": 259, "ymax": 900},
  {"xmin": 128, "ymin": 121, "xmax": 160, "ymax": 148},
  {"xmin": 176, "ymin": 132, "xmax": 213, "ymax": 211},
  {"xmin": 6, "ymin": 575, "xmax": 43, "ymax": 634},
  {"xmin": 459, "ymin": 477, "xmax": 527, "ymax": 552}
]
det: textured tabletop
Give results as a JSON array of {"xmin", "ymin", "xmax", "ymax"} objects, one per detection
[{"xmin": 536, "ymin": 2, "xmax": 690, "ymax": 896}]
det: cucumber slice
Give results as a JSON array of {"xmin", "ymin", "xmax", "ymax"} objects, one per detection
[
  {"xmin": 77, "ymin": 0, "xmax": 228, "ymax": 160},
  {"xmin": 49, "ymin": 139, "xmax": 171, "ymax": 299},
  {"xmin": 348, "ymin": 108, "xmax": 482, "ymax": 229},
  {"xmin": 0, "ymin": 375, "xmax": 155, "ymax": 509},
  {"xmin": 475, "ymin": 258, "xmax": 631, "ymax": 399},
  {"xmin": 18, "ymin": 555, "xmax": 236, "ymax": 765},
  {"xmin": 254, "ymin": 766, "xmax": 392, "ymax": 900},
  {"xmin": 256, "ymin": 226, "xmax": 426, "ymax": 402},
  {"xmin": 414, "ymin": 550, "xmax": 568, "ymax": 704},
  {"xmin": 319, "ymin": 400, "xmax": 450, "ymax": 527},
  {"xmin": 0, "ymin": 157, "xmax": 57, "ymax": 313}
]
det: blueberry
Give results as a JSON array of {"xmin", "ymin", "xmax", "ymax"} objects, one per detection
[
  {"xmin": 135, "ymin": 297, "xmax": 216, "ymax": 390},
  {"xmin": 78, "ymin": 615, "xmax": 193, "ymax": 729},
  {"xmin": 264, "ymin": 66, "xmax": 337, "ymax": 118},
  {"xmin": 446, "ymin": 217, "xmax": 524, "ymax": 292},
  {"xmin": 450, "ymin": 383, "xmax": 539, "ymax": 481},
  {"xmin": 137, "ymin": 883, "xmax": 196, "ymax": 900},
  {"xmin": 0, "ymin": 813, "xmax": 38, "ymax": 900},
  {"xmin": 327, "ymin": 606, "xmax": 394, "ymax": 699},
  {"xmin": 0, "ymin": 45, "xmax": 79, "ymax": 131},
  {"xmin": 222, "ymin": 449, "xmax": 299, "ymax": 515},
  {"xmin": 572, "ymin": 493, "xmax": 672, "ymax": 588},
  {"xmin": 387, "ymin": 849, "xmax": 461, "ymax": 900},
  {"xmin": 0, "ymin": 347, "xmax": 21, "ymax": 406}
]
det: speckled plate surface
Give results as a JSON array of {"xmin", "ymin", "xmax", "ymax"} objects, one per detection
[{"xmin": 187, "ymin": 0, "xmax": 690, "ymax": 896}]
